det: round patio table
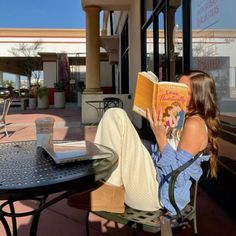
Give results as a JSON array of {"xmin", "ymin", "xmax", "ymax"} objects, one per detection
[{"xmin": 0, "ymin": 140, "xmax": 117, "ymax": 236}]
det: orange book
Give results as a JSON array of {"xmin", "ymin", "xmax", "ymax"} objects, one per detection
[{"xmin": 133, "ymin": 71, "xmax": 188, "ymax": 133}]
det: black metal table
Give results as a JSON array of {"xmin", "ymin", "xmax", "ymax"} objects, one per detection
[
  {"xmin": 86, "ymin": 98, "xmax": 123, "ymax": 123},
  {"xmin": 0, "ymin": 141, "xmax": 117, "ymax": 236},
  {"xmin": 86, "ymin": 100, "xmax": 106, "ymax": 123}
]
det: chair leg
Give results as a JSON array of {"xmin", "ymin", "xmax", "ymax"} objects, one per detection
[
  {"xmin": 132, "ymin": 223, "xmax": 142, "ymax": 236},
  {"xmin": 86, "ymin": 211, "xmax": 90, "ymax": 236},
  {"xmin": 193, "ymin": 214, "xmax": 198, "ymax": 235},
  {"xmin": 4, "ymin": 124, "xmax": 9, "ymax": 137},
  {"xmin": 132, "ymin": 228, "xmax": 137, "ymax": 236},
  {"xmin": 160, "ymin": 216, "xmax": 173, "ymax": 236}
]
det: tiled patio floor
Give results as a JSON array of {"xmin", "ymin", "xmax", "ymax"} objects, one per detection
[{"xmin": 0, "ymin": 104, "xmax": 236, "ymax": 236}]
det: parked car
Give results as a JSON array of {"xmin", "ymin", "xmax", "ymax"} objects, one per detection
[{"xmin": 0, "ymin": 87, "xmax": 10, "ymax": 98}]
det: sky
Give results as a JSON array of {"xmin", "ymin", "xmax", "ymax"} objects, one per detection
[{"xmin": 0, "ymin": 0, "xmax": 85, "ymax": 29}]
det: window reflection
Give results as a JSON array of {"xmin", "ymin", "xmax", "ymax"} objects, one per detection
[
  {"xmin": 158, "ymin": 12, "xmax": 165, "ymax": 81},
  {"xmin": 144, "ymin": 0, "xmax": 153, "ymax": 22},
  {"xmin": 191, "ymin": 0, "xmax": 236, "ymax": 114},
  {"xmin": 141, "ymin": 0, "xmax": 184, "ymax": 81},
  {"xmin": 173, "ymin": 5, "xmax": 183, "ymax": 76},
  {"xmin": 146, "ymin": 23, "xmax": 154, "ymax": 71},
  {"xmin": 121, "ymin": 19, "xmax": 129, "ymax": 93}
]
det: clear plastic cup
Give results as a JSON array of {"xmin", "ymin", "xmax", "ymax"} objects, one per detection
[{"xmin": 35, "ymin": 117, "xmax": 55, "ymax": 149}]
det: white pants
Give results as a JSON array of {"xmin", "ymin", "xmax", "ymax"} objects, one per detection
[{"xmin": 94, "ymin": 108, "xmax": 161, "ymax": 211}]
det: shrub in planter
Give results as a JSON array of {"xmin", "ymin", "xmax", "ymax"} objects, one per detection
[
  {"xmin": 28, "ymin": 85, "xmax": 38, "ymax": 109},
  {"xmin": 54, "ymin": 81, "xmax": 65, "ymax": 108},
  {"xmin": 37, "ymin": 86, "xmax": 49, "ymax": 109},
  {"xmin": 54, "ymin": 81, "xmax": 64, "ymax": 92}
]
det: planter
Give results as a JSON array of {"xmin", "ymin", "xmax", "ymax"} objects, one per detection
[
  {"xmin": 77, "ymin": 91, "xmax": 82, "ymax": 107},
  {"xmin": 54, "ymin": 91, "xmax": 65, "ymax": 108},
  {"xmin": 29, "ymin": 98, "xmax": 36, "ymax": 109},
  {"xmin": 37, "ymin": 95, "xmax": 49, "ymax": 109}
]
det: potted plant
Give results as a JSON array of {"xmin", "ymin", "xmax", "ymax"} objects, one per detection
[
  {"xmin": 54, "ymin": 81, "xmax": 65, "ymax": 108},
  {"xmin": 28, "ymin": 85, "xmax": 38, "ymax": 109},
  {"xmin": 37, "ymin": 86, "xmax": 49, "ymax": 109}
]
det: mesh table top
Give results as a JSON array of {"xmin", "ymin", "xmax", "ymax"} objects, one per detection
[{"xmin": 0, "ymin": 141, "xmax": 117, "ymax": 199}]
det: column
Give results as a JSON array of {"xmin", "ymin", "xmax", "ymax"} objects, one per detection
[
  {"xmin": 27, "ymin": 76, "xmax": 31, "ymax": 88},
  {"xmin": 0, "ymin": 71, "xmax": 3, "ymax": 87},
  {"xmin": 16, "ymin": 74, "xmax": 21, "ymax": 90},
  {"xmin": 84, "ymin": 6, "xmax": 102, "ymax": 94}
]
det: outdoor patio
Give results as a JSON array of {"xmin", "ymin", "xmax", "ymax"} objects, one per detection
[{"xmin": 0, "ymin": 104, "xmax": 235, "ymax": 236}]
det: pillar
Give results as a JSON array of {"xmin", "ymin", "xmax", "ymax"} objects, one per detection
[
  {"xmin": 27, "ymin": 76, "xmax": 31, "ymax": 88},
  {"xmin": 84, "ymin": 6, "xmax": 102, "ymax": 94},
  {"xmin": 16, "ymin": 74, "xmax": 20, "ymax": 89},
  {"xmin": 0, "ymin": 71, "xmax": 3, "ymax": 87}
]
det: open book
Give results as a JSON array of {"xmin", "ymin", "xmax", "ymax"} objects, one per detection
[
  {"xmin": 133, "ymin": 71, "xmax": 188, "ymax": 138},
  {"xmin": 43, "ymin": 140, "xmax": 113, "ymax": 164}
]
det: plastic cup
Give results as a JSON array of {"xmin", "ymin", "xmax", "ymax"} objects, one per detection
[{"xmin": 35, "ymin": 117, "xmax": 55, "ymax": 149}]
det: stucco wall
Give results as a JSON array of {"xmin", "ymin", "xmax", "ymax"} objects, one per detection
[
  {"xmin": 112, "ymin": 1, "xmax": 143, "ymax": 128},
  {"xmin": 44, "ymin": 62, "xmax": 56, "ymax": 87},
  {"xmin": 100, "ymin": 61, "xmax": 112, "ymax": 87}
]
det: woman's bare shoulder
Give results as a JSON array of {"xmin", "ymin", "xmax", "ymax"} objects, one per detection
[
  {"xmin": 184, "ymin": 115, "xmax": 206, "ymax": 130},
  {"xmin": 179, "ymin": 116, "xmax": 208, "ymax": 154}
]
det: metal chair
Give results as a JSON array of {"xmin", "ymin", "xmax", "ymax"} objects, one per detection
[
  {"xmin": 85, "ymin": 152, "xmax": 204, "ymax": 236},
  {"xmin": 0, "ymin": 98, "xmax": 12, "ymax": 137},
  {"xmin": 103, "ymin": 97, "xmax": 123, "ymax": 111}
]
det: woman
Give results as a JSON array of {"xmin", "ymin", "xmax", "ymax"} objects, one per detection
[{"xmin": 68, "ymin": 70, "xmax": 219, "ymax": 215}]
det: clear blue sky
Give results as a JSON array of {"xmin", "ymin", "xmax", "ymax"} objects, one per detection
[{"xmin": 0, "ymin": 0, "xmax": 85, "ymax": 29}]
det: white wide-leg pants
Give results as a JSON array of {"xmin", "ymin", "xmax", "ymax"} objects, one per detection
[{"xmin": 94, "ymin": 108, "xmax": 161, "ymax": 211}]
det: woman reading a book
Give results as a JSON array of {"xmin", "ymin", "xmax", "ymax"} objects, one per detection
[{"xmin": 68, "ymin": 70, "xmax": 219, "ymax": 215}]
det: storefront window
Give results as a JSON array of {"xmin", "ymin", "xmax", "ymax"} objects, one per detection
[
  {"xmin": 121, "ymin": 19, "xmax": 129, "ymax": 93},
  {"xmin": 157, "ymin": 12, "xmax": 165, "ymax": 81},
  {"xmin": 146, "ymin": 23, "xmax": 154, "ymax": 72},
  {"xmin": 173, "ymin": 6, "xmax": 183, "ymax": 76},
  {"xmin": 143, "ymin": 0, "xmax": 154, "ymax": 23},
  {"xmin": 191, "ymin": 0, "xmax": 236, "ymax": 114}
]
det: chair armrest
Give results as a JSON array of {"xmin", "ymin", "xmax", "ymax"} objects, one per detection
[{"xmin": 168, "ymin": 151, "xmax": 203, "ymax": 220}]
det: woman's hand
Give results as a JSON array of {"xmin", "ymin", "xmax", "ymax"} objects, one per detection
[{"xmin": 146, "ymin": 107, "xmax": 168, "ymax": 152}]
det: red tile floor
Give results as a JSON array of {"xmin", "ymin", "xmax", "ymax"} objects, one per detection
[{"xmin": 0, "ymin": 104, "xmax": 235, "ymax": 236}]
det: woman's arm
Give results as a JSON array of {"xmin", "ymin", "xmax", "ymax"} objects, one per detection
[
  {"xmin": 147, "ymin": 107, "xmax": 208, "ymax": 155},
  {"xmin": 152, "ymin": 143, "xmax": 208, "ymax": 187}
]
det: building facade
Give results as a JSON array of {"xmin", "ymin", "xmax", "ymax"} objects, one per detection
[
  {"xmin": 0, "ymin": 28, "xmax": 113, "ymax": 105},
  {"xmin": 0, "ymin": 0, "xmax": 236, "ymax": 126},
  {"xmin": 82, "ymin": 0, "xmax": 236, "ymax": 126}
]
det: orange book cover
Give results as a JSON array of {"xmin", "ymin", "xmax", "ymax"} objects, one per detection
[{"xmin": 133, "ymin": 71, "xmax": 188, "ymax": 133}]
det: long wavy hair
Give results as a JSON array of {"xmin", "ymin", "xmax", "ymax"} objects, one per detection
[{"xmin": 180, "ymin": 70, "xmax": 220, "ymax": 178}]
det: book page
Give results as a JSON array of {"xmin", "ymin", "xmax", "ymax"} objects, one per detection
[
  {"xmin": 133, "ymin": 72, "xmax": 155, "ymax": 118},
  {"xmin": 147, "ymin": 71, "xmax": 159, "ymax": 82},
  {"xmin": 140, "ymin": 71, "xmax": 158, "ymax": 83}
]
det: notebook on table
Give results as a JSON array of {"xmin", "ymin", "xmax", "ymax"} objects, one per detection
[{"xmin": 43, "ymin": 140, "xmax": 112, "ymax": 164}]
